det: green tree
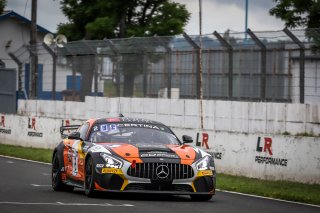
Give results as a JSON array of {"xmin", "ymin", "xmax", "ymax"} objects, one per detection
[
  {"xmin": 269, "ymin": 0, "xmax": 320, "ymax": 52},
  {"xmin": 58, "ymin": 0, "xmax": 190, "ymax": 97},
  {"xmin": 0, "ymin": 0, "xmax": 6, "ymax": 14},
  {"xmin": 58, "ymin": 0, "xmax": 190, "ymax": 40}
]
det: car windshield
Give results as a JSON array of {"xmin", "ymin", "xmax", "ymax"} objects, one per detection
[{"xmin": 89, "ymin": 123, "xmax": 181, "ymax": 145}]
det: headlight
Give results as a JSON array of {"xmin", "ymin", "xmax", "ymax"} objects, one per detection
[
  {"xmin": 196, "ymin": 156, "xmax": 215, "ymax": 171},
  {"xmin": 100, "ymin": 153, "xmax": 123, "ymax": 169}
]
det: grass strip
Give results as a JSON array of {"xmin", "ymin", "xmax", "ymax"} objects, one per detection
[
  {"xmin": 0, "ymin": 143, "xmax": 319, "ymax": 205},
  {"xmin": 217, "ymin": 173, "xmax": 320, "ymax": 205},
  {"xmin": 0, "ymin": 143, "xmax": 52, "ymax": 163}
]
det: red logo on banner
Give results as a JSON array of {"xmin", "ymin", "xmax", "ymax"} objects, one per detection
[
  {"xmin": 256, "ymin": 137, "xmax": 273, "ymax": 155},
  {"xmin": 202, "ymin": 133, "xmax": 209, "ymax": 149},
  {"xmin": 1, "ymin": 116, "xmax": 5, "ymax": 127},
  {"xmin": 28, "ymin": 117, "xmax": 36, "ymax": 130},
  {"xmin": 196, "ymin": 133, "xmax": 210, "ymax": 149},
  {"xmin": 32, "ymin": 118, "xmax": 36, "ymax": 130}
]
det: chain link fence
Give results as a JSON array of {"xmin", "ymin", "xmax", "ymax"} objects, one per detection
[{"xmin": 9, "ymin": 28, "xmax": 320, "ymax": 103}]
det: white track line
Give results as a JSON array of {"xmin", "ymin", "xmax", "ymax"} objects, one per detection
[
  {"xmin": 31, "ymin": 184, "xmax": 51, "ymax": 187},
  {"xmin": 0, "ymin": 155, "xmax": 51, "ymax": 165},
  {"xmin": 216, "ymin": 189, "xmax": 320, "ymax": 208},
  {"xmin": 1, "ymin": 155, "xmax": 319, "ymax": 208},
  {"xmin": 0, "ymin": 201, "xmax": 133, "ymax": 207}
]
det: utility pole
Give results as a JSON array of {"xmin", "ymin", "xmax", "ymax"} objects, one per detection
[
  {"xmin": 245, "ymin": 0, "xmax": 249, "ymax": 40},
  {"xmin": 30, "ymin": 0, "xmax": 38, "ymax": 98},
  {"xmin": 199, "ymin": 0, "xmax": 204, "ymax": 129}
]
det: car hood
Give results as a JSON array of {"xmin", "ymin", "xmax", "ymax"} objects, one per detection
[{"xmin": 97, "ymin": 143, "xmax": 201, "ymax": 165}]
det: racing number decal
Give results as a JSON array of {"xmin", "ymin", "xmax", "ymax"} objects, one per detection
[
  {"xmin": 70, "ymin": 140, "xmax": 83, "ymax": 177},
  {"xmin": 72, "ymin": 152, "xmax": 78, "ymax": 176}
]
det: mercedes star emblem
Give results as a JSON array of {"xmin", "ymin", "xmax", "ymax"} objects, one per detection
[{"xmin": 156, "ymin": 165, "xmax": 169, "ymax": 179}]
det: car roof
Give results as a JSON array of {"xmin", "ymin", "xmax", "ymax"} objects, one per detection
[{"xmin": 91, "ymin": 117, "xmax": 165, "ymax": 126}]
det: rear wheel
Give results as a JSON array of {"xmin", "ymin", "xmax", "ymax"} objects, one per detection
[
  {"xmin": 85, "ymin": 157, "xmax": 96, "ymax": 197},
  {"xmin": 52, "ymin": 152, "xmax": 73, "ymax": 192},
  {"xmin": 190, "ymin": 194, "xmax": 213, "ymax": 201}
]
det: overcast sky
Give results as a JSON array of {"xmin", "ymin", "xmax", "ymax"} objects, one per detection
[{"xmin": 5, "ymin": 0, "xmax": 285, "ymax": 35}]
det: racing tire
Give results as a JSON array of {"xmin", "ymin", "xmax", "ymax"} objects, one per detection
[
  {"xmin": 190, "ymin": 194, "xmax": 213, "ymax": 201},
  {"xmin": 52, "ymin": 152, "xmax": 74, "ymax": 192},
  {"xmin": 85, "ymin": 157, "xmax": 96, "ymax": 197}
]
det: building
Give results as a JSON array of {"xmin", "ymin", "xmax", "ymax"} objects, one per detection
[{"xmin": 0, "ymin": 10, "xmax": 81, "ymax": 100}]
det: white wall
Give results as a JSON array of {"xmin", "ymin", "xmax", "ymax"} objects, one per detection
[
  {"xmin": 17, "ymin": 97, "xmax": 320, "ymax": 135},
  {"xmin": 173, "ymin": 129, "xmax": 320, "ymax": 184},
  {"xmin": 0, "ymin": 114, "xmax": 83, "ymax": 149}
]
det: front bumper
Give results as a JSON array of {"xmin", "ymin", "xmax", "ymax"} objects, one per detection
[{"xmin": 93, "ymin": 159, "xmax": 216, "ymax": 195}]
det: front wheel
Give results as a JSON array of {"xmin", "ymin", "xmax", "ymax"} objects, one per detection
[
  {"xmin": 52, "ymin": 152, "xmax": 73, "ymax": 192},
  {"xmin": 84, "ymin": 157, "xmax": 96, "ymax": 197},
  {"xmin": 190, "ymin": 194, "xmax": 213, "ymax": 201}
]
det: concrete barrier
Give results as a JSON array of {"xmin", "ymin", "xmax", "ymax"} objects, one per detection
[
  {"xmin": 173, "ymin": 128, "xmax": 320, "ymax": 184},
  {"xmin": 17, "ymin": 97, "xmax": 320, "ymax": 135},
  {"xmin": 0, "ymin": 114, "xmax": 83, "ymax": 149}
]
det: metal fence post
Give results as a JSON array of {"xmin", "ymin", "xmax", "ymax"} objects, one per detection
[
  {"xmin": 94, "ymin": 55, "xmax": 98, "ymax": 96},
  {"xmin": 104, "ymin": 39, "xmax": 120, "ymax": 97},
  {"xmin": 8, "ymin": 53, "xmax": 23, "ymax": 93},
  {"xmin": 283, "ymin": 28, "xmax": 305, "ymax": 103},
  {"xmin": 155, "ymin": 36, "xmax": 172, "ymax": 98},
  {"xmin": 213, "ymin": 31, "xmax": 233, "ymax": 99},
  {"xmin": 183, "ymin": 32, "xmax": 201, "ymax": 99},
  {"xmin": 72, "ymin": 55, "xmax": 77, "ymax": 100},
  {"xmin": 166, "ymin": 51, "xmax": 172, "ymax": 99},
  {"xmin": 42, "ymin": 43, "xmax": 57, "ymax": 100},
  {"xmin": 142, "ymin": 51, "xmax": 148, "ymax": 97},
  {"xmin": 247, "ymin": 28, "xmax": 267, "ymax": 101}
]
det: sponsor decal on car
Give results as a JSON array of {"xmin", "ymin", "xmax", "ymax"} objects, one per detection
[
  {"xmin": 101, "ymin": 168, "xmax": 123, "ymax": 174},
  {"xmin": 117, "ymin": 123, "xmax": 165, "ymax": 131},
  {"xmin": 96, "ymin": 164, "xmax": 104, "ymax": 168},
  {"xmin": 197, "ymin": 170, "xmax": 213, "ymax": 176},
  {"xmin": 140, "ymin": 151, "xmax": 179, "ymax": 158}
]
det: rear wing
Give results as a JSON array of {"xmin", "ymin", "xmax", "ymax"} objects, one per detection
[{"xmin": 60, "ymin": 124, "xmax": 81, "ymax": 139}]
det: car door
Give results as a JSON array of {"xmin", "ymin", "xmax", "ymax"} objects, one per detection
[{"xmin": 65, "ymin": 122, "xmax": 89, "ymax": 181}]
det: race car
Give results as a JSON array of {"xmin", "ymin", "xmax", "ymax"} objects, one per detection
[{"xmin": 52, "ymin": 116, "xmax": 216, "ymax": 201}]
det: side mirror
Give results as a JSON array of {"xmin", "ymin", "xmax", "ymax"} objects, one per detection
[
  {"xmin": 68, "ymin": 132, "xmax": 81, "ymax": 140},
  {"xmin": 182, "ymin": 135, "xmax": 193, "ymax": 143}
]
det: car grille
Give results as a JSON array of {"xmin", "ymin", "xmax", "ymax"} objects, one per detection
[
  {"xmin": 127, "ymin": 163, "xmax": 194, "ymax": 180},
  {"xmin": 125, "ymin": 183, "xmax": 194, "ymax": 192}
]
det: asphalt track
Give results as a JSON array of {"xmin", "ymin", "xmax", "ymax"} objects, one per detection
[{"xmin": 0, "ymin": 156, "xmax": 319, "ymax": 213}]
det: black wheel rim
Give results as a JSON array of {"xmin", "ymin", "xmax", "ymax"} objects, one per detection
[
  {"xmin": 52, "ymin": 155, "xmax": 59, "ymax": 186},
  {"xmin": 85, "ymin": 159, "xmax": 92, "ymax": 190}
]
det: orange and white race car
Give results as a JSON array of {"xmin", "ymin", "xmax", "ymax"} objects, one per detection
[{"xmin": 52, "ymin": 116, "xmax": 216, "ymax": 201}]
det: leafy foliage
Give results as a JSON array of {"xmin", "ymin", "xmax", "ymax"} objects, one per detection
[
  {"xmin": 58, "ymin": 0, "xmax": 190, "ymax": 40},
  {"xmin": 270, "ymin": 0, "xmax": 320, "ymax": 28},
  {"xmin": 270, "ymin": 0, "xmax": 320, "ymax": 52},
  {"xmin": 0, "ymin": 0, "xmax": 6, "ymax": 14}
]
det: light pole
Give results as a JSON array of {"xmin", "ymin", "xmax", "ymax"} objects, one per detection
[
  {"xmin": 245, "ymin": 0, "xmax": 249, "ymax": 40},
  {"xmin": 199, "ymin": 0, "xmax": 204, "ymax": 130},
  {"xmin": 43, "ymin": 34, "xmax": 67, "ymax": 100}
]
